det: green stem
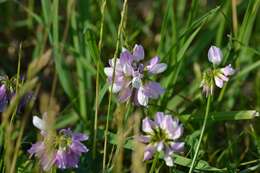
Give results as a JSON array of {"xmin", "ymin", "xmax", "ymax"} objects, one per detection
[
  {"xmin": 149, "ymin": 154, "xmax": 159, "ymax": 173},
  {"xmin": 102, "ymin": 0, "xmax": 128, "ymax": 172},
  {"xmin": 10, "ymin": 43, "xmax": 22, "ymax": 124},
  {"xmin": 188, "ymin": 95, "xmax": 211, "ymax": 173},
  {"xmin": 93, "ymin": 0, "xmax": 107, "ymax": 159}
]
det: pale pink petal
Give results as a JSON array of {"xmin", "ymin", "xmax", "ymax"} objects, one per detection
[
  {"xmin": 221, "ymin": 64, "xmax": 235, "ymax": 76},
  {"xmin": 143, "ymin": 145, "xmax": 156, "ymax": 161},
  {"xmin": 118, "ymin": 87, "xmax": 132, "ymax": 102},
  {"xmin": 214, "ymin": 76, "xmax": 224, "ymax": 88}
]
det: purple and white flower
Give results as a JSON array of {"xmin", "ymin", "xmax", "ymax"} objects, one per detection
[
  {"xmin": 104, "ymin": 44, "xmax": 167, "ymax": 106},
  {"xmin": 28, "ymin": 116, "xmax": 88, "ymax": 171},
  {"xmin": 140, "ymin": 112, "xmax": 184, "ymax": 167},
  {"xmin": 201, "ymin": 46, "xmax": 235, "ymax": 96},
  {"xmin": 0, "ymin": 76, "xmax": 34, "ymax": 112},
  {"xmin": 0, "ymin": 84, "xmax": 9, "ymax": 112}
]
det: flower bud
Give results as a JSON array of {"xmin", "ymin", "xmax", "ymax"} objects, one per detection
[{"xmin": 208, "ymin": 46, "xmax": 222, "ymax": 65}]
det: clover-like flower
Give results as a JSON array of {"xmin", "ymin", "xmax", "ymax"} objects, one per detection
[
  {"xmin": 104, "ymin": 44, "xmax": 167, "ymax": 106},
  {"xmin": 140, "ymin": 112, "xmax": 184, "ymax": 167},
  {"xmin": 28, "ymin": 115, "xmax": 89, "ymax": 171},
  {"xmin": 201, "ymin": 46, "xmax": 235, "ymax": 96},
  {"xmin": 0, "ymin": 84, "xmax": 9, "ymax": 112},
  {"xmin": 0, "ymin": 75, "xmax": 34, "ymax": 112}
]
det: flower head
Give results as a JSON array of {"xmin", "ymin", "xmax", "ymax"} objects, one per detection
[
  {"xmin": 104, "ymin": 44, "xmax": 167, "ymax": 106},
  {"xmin": 201, "ymin": 46, "xmax": 235, "ymax": 96},
  {"xmin": 0, "ymin": 75, "xmax": 34, "ymax": 112},
  {"xmin": 28, "ymin": 116, "xmax": 88, "ymax": 171},
  {"xmin": 140, "ymin": 112, "xmax": 184, "ymax": 167}
]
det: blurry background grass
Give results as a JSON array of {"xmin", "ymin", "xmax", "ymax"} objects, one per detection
[{"xmin": 0, "ymin": 0, "xmax": 259, "ymax": 172}]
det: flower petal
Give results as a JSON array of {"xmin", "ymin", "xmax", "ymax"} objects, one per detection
[
  {"xmin": 110, "ymin": 83, "xmax": 123, "ymax": 93},
  {"xmin": 123, "ymin": 63, "xmax": 133, "ymax": 76},
  {"xmin": 164, "ymin": 155, "xmax": 174, "ymax": 167},
  {"xmin": 156, "ymin": 141, "xmax": 164, "ymax": 151},
  {"xmin": 142, "ymin": 82, "xmax": 164, "ymax": 99},
  {"xmin": 170, "ymin": 142, "xmax": 184, "ymax": 153},
  {"xmin": 214, "ymin": 76, "xmax": 224, "ymax": 88},
  {"xmin": 133, "ymin": 44, "xmax": 144, "ymax": 61},
  {"xmin": 171, "ymin": 125, "xmax": 184, "ymax": 140},
  {"xmin": 221, "ymin": 64, "xmax": 235, "ymax": 76},
  {"xmin": 155, "ymin": 112, "xmax": 165, "ymax": 127},
  {"xmin": 120, "ymin": 50, "xmax": 134, "ymax": 65},
  {"xmin": 142, "ymin": 117, "xmax": 155, "ymax": 133},
  {"xmin": 33, "ymin": 116, "xmax": 46, "ymax": 131},
  {"xmin": 138, "ymin": 135, "xmax": 151, "ymax": 143},
  {"xmin": 104, "ymin": 67, "xmax": 113, "ymax": 77},
  {"xmin": 148, "ymin": 63, "xmax": 167, "ymax": 74},
  {"xmin": 137, "ymin": 87, "xmax": 149, "ymax": 106},
  {"xmin": 132, "ymin": 76, "xmax": 142, "ymax": 89},
  {"xmin": 0, "ymin": 85, "xmax": 8, "ymax": 112},
  {"xmin": 217, "ymin": 73, "xmax": 228, "ymax": 82},
  {"xmin": 118, "ymin": 87, "xmax": 132, "ymax": 102},
  {"xmin": 147, "ymin": 56, "xmax": 160, "ymax": 68},
  {"xmin": 143, "ymin": 145, "xmax": 155, "ymax": 161},
  {"xmin": 72, "ymin": 133, "xmax": 88, "ymax": 141}
]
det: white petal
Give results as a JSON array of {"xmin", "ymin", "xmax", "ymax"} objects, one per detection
[
  {"xmin": 142, "ymin": 117, "xmax": 154, "ymax": 133},
  {"xmin": 149, "ymin": 63, "xmax": 167, "ymax": 74},
  {"xmin": 137, "ymin": 88, "xmax": 148, "ymax": 106},
  {"xmin": 104, "ymin": 67, "xmax": 113, "ymax": 77},
  {"xmin": 214, "ymin": 76, "xmax": 223, "ymax": 88},
  {"xmin": 123, "ymin": 64, "xmax": 133, "ymax": 76},
  {"xmin": 217, "ymin": 73, "xmax": 229, "ymax": 82},
  {"xmin": 33, "ymin": 116, "xmax": 46, "ymax": 131},
  {"xmin": 110, "ymin": 83, "xmax": 122, "ymax": 93},
  {"xmin": 164, "ymin": 156, "xmax": 174, "ymax": 167},
  {"xmin": 156, "ymin": 141, "xmax": 164, "ymax": 151},
  {"xmin": 132, "ymin": 77, "xmax": 142, "ymax": 89}
]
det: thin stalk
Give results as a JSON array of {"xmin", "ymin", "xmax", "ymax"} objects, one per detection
[
  {"xmin": 231, "ymin": 0, "xmax": 238, "ymax": 37},
  {"xmin": 149, "ymin": 154, "xmax": 159, "ymax": 173},
  {"xmin": 102, "ymin": 0, "xmax": 128, "ymax": 172},
  {"xmin": 10, "ymin": 43, "xmax": 22, "ymax": 124},
  {"xmin": 188, "ymin": 95, "xmax": 211, "ymax": 173},
  {"xmin": 93, "ymin": 0, "xmax": 107, "ymax": 159},
  {"xmin": 10, "ymin": 86, "xmax": 39, "ymax": 173}
]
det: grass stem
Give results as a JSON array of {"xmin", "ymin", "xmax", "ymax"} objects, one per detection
[
  {"xmin": 93, "ymin": 0, "xmax": 107, "ymax": 159},
  {"xmin": 102, "ymin": 0, "xmax": 128, "ymax": 172}
]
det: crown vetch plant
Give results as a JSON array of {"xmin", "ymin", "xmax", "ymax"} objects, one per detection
[
  {"xmin": 201, "ymin": 46, "xmax": 235, "ymax": 96},
  {"xmin": 140, "ymin": 112, "xmax": 184, "ymax": 167},
  {"xmin": 104, "ymin": 44, "xmax": 167, "ymax": 106},
  {"xmin": 28, "ymin": 116, "xmax": 89, "ymax": 170}
]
